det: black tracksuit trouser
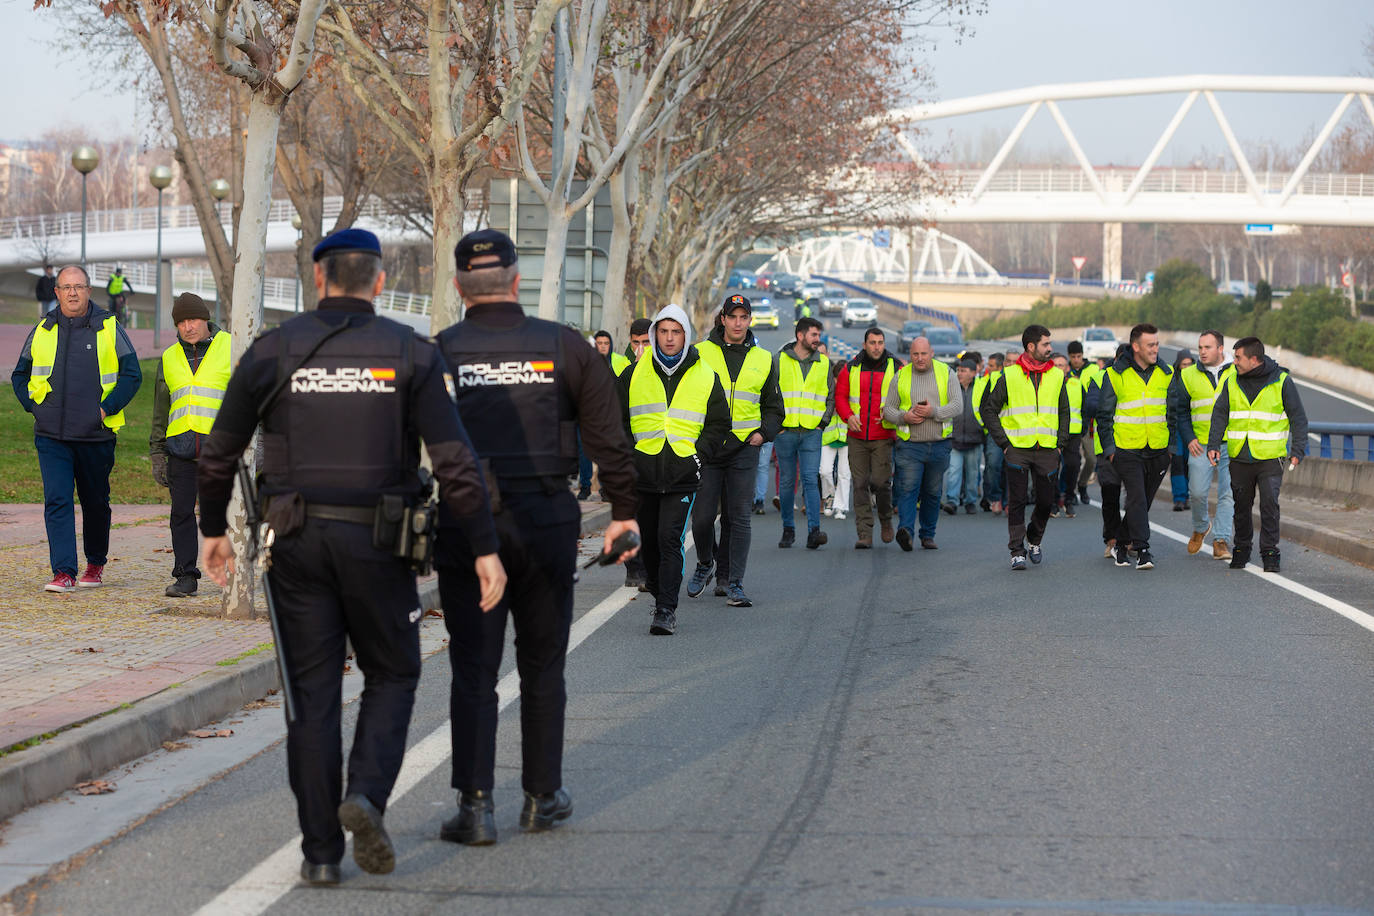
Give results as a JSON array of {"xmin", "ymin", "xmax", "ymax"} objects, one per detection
[
  {"xmin": 1004, "ymin": 445, "xmax": 1059, "ymax": 555},
  {"xmin": 638, "ymin": 490, "xmax": 695, "ymax": 612},
  {"xmin": 1230, "ymin": 457, "xmax": 1284, "ymax": 556},
  {"xmin": 1112, "ymin": 448, "xmax": 1170, "ymax": 551}
]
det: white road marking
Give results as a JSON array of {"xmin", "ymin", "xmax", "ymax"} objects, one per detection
[
  {"xmin": 1290, "ymin": 376, "xmax": 1374, "ymax": 415},
  {"xmin": 190, "ymin": 563, "xmax": 665, "ymax": 916},
  {"xmin": 1148, "ymin": 522, "xmax": 1374, "ymax": 636}
]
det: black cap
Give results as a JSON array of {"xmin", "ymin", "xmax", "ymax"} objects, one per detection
[
  {"xmin": 312, "ymin": 228, "xmax": 382, "ymax": 262},
  {"xmin": 454, "ymin": 229, "xmax": 518, "ymax": 271},
  {"xmin": 721, "ymin": 293, "xmax": 751, "ymax": 314}
]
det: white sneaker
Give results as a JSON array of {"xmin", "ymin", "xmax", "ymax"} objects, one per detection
[
  {"xmin": 822, "ymin": 507, "xmax": 834, "ymax": 517},
  {"xmin": 833, "ymin": 511, "xmax": 846, "ymax": 520}
]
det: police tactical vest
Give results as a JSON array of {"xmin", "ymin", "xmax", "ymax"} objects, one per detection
[
  {"xmin": 1224, "ymin": 371, "xmax": 1290, "ymax": 460},
  {"xmin": 27, "ymin": 314, "xmax": 126, "ymax": 431},
  {"xmin": 628, "ymin": 357, "xmax": 715, "ymax": 457},
  {"xmin": 438, "ymin": 314, "xmax": 574, "ymax": 479},
  {"xmin": 779, "ymin": 350, "xmax": 828, "ymax": 429},
  {"xmin": 696, "ymin": 340, "xmax": 771, "ymax": 441},
  {"xmin": 1107, "ymin": 363, "xmax": 1170, "ymax": 450},
  {"xmin": 849, "ymin": 357, "xmax": 897, "ymax": 430},
  {"xmin": 162, "ymin": 331, "xmax": 232, "ymax": 437},
  {"xmin": 261, "ymin": 314, "xmax": 417, "ymax": 495},
  {"xmin": 894, "ymin": 362, "xmax": 953, "ymax": 441},
  {"xmin": 1180, "ymin": 363, "xmax": 1235, "ymax": 446},
  {"xmin": 1000, "ymin": 363, "xmax": 1064, "ymax": 448}
]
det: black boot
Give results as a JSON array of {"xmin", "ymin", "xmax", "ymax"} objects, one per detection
[
  {"xmin": 439, "ymin": 790, "xmax": 497, "ymax": 845},
  {"xmin": 1229, "ymin": 549, "xmax": 1250, "ymax": 570},
  {"xmin": 519, "ymin": 787, "xmax": 573, "ymax": 831},
  {"xmin": 778, "ymin": 527, "xmax": 795, "ymax": 548},
  {"xmin": 165, "ymin": 576, "xmax": 197, "ymax": 598}
]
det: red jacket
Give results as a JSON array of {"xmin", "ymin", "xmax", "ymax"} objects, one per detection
[{"xmin": 836, "ymin": 353, "xmax": 903, "ymax": 441}]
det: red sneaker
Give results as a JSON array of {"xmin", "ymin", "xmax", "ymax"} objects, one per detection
[
  {"xmin": 78, "ymin": 564, "xmax": 105, "ymax": 588},
  {"xmin": 45, "ymin": 572, "xmax": 77, "ymax": 593}
]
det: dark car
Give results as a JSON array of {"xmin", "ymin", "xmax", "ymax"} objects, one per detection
[
  {"xmin": 820, "ymin": 288, "xmax": 847, "ymax": 315},
  {"xmin": 772, "ymin": 273, "xmax": 803, "ymax": 297},
  {"xmin": 728, "ymin": 270, "xmax": 755, "ymax": 289},
  {"xmin": 898, "ymin": 319, "xmax": 934, "ymax": 351},
  {"xmin": 925, "ymin": 326, "xmax": 965, "ymax": 362}
]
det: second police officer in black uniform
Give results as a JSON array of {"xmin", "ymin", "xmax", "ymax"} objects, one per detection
[
  {"xmin": 432, "ymin": 229, "xmax": 640, "ymax": 846},
  {"xmin": 198, "ymin": 228, "xmax": 507, "ymax": 886}
]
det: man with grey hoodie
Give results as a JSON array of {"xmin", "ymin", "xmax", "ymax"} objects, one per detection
[{"xmin": 620, "ymin": 305, "xmax": 731, "ymax": 635}]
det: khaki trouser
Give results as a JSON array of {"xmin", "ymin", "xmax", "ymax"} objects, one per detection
[
  {"xmin": 1078, "ymin": 429, "xmax": 1096, "ymax": 487},
  {"xmin": 847, "ymin": 437, "xmax": 893, "ymax": 537}
]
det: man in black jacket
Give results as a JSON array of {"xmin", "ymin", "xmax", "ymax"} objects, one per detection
[
  {"xmin": 35, "ymin": 265, "xmax": 57, "ymax": 316},
  {"xmin": 621, "ymin": 304, "xmax": 731, "ymax": 635},
  {"xmin": 943, "ymin": 357, "xmax": 984, "ymax": 514},
  {"xmin": 1207, "ymin": 336, "xmax": 1308, "ymax": 573},
  {"xmin": 686, "ymin": 295, "xmax": 784, "ymax": 608}
]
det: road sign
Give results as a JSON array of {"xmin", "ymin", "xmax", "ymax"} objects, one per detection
[
  {"xmin": 1145, "ymin": 270, "xmax": 1155, "ymax": 284},
  {"xmin": 1071, "ymin": 256, "xmax": 1087, "ymax": 271},
  {"xmin": 873, "ymin": 229, "xmax": 891, "ymax": 248},
  {"xmin": 1342, "ymin": 271, "xmax": 1354, "ymax": 288},
  {"xmin": 1244, "ymin": 223, "xmax": 1301, "ymax": 236}
]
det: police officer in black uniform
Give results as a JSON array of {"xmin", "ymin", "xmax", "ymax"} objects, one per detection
[
  {"xmin": 198, "ymin": 228, "xmax": 506, "ymax": 886},
  {"xmin": 433, "ymin": 229, "xmax": 639, "ymax": 846}
]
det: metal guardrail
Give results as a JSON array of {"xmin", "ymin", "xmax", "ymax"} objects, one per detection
[
  {"xmin": 1310, "ymin": 423, "xmax": 1374, "ymax": 461},
  {"xmin": 936, "ymin": 168, "xmax": 1374, "ymax": 198},
  {"xmin": 812, "ymin": 275, "xmax": 962, "ymax": 335}
]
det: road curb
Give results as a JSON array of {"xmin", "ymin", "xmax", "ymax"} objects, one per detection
[
  {"xmin": 1280, "ymin": 515, "xmax": 1374, "ymax": 571},
  {"xmin": 0, "ymin": 654, "xmax": 280, "ymax": 824}
]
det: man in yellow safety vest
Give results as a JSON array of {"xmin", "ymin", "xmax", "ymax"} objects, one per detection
[
  {"xmin": 1207, "ymin": 336, "xmax": 1308, "ymax": 573},
  {"xmin": 1168, "ymin": 329, "xmax": 1236, "ymax": 561},
  {"xmin": 149, "ymin": 293, "xmax": 231, "ymax": 597}
]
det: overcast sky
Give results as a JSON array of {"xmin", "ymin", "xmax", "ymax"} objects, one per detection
[{"xmin": 2, "ymin": 0, "xmax": 1371, "ymax": 169}]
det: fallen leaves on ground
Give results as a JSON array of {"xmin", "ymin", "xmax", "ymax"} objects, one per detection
[
  {"xmin": 242, "ymin": 699, "xmax": 280, "ymax": 710},
  {"xmin": 161, "ymin": 740, "xmax": 190, "ymax": 752},
  {"xmin": 188, "ymin": 728, "xmax": 234, "ymax": 739},
  {"xmin": 74, "ymin": 780, "xmax": 116, "ymax": 795},
  {"xmin": 71, "ymin": 647, "xmax": 103, "ymax": 654}
]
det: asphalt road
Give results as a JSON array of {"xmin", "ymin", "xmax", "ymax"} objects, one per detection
[{"xmin": 10, "ymin": 479, "xmax": 1374, "ymax": 914}]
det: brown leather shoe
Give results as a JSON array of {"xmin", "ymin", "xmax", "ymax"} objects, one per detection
[
  {"xmin": 880, "ymin": 520, "xmax": 895, "ymax": 543},
  {"xmin": 920, "ymin": 537, "xmax": 938, "ymax": 550},
  {"xmin": 855, "ymin": 536, "xmax": 872, "ymax": 549},
  {"xmin": 1213, "ymin": 539, "xmax": 1232, "ymax": 561},
  {"xmin": 1187, "ymin": 523, "xmax": 1211, "ymax": 555}
]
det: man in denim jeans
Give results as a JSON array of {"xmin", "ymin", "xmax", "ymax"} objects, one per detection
[
  {"xmin": 774, "ymin": 317, "xmax": 833, "ymax": 549},
  {"xmin": 1170, "ymin": 330, "xmax": 1235, "ymax": 561},
  {"xmin": 883, "ymin": 337, "xmax": 961, "ymax": 551},
  {"xmin": 943, "ymin": 357, "xmax": 982, "ymax": 515}
]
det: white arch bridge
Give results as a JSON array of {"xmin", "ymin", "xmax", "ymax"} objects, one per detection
[{"xmin": 761, "ymin": 228, "xmax": 1001, "ymax": 285}]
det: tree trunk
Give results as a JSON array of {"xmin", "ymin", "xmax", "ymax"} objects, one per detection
[
  {"xmin": 429, "ymin": 171, "xmax": 466, "ymax": 332},
  {"xmin": 537, "ymin": 205, "xmax": 573, "ymax": 322},
  {"xmin": 601, "ymin": 167, "xmax": 633, "ymax": 343}
]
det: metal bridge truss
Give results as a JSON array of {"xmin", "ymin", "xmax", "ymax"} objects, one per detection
[
  {"xmin": 880, "ymin": 75, "xmax": 1374, "ymax": 227},
  {"xmin": 761, "ymin": 229, "xmax": 1002, "ymax": 286}
]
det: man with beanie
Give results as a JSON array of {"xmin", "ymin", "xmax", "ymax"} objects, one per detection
[
  {"xmin": 621, "ymin": 304, "xmax": 731, "ymax": 635},
  {"xmin": 943, "ymin": 357, "xmax": 983, "ymax": 515},
  {"xmin": 150, "ymin": 293, "xmax": 230, "ymax": 597}
]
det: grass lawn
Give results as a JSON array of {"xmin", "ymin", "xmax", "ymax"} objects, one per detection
[{"xmin": 1, "ymin": 357, "xmax": 169, "ymax": 504}]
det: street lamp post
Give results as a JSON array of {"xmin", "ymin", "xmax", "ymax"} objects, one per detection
[
  {"xmin": 150, "ymin": 165, "xmax": 173, "ymax": 350},
  {"xmin": 291, "ymin": 213, "xmax": 303, "ymax": 312},
  {"xmin": 71, "ymin": 147, "xmax": 99, "ymax": 267}
]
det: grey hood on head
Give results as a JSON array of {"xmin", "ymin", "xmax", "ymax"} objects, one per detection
[{"xmin": 649, "ymin": 303, "xmax": 694, "ymax": 376}]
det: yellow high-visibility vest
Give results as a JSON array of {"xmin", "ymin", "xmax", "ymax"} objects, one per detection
[
  {"xmin": 1065, "ymin": 375, "xmax": 1083, "ymax": 435},
  {"xmin": 696, "ymin": 340, "xmax": 772, "ymax": 442},
  {"xmin": 822, "ymin": 412, "xmax": 847, "ymax": 447},
  {"xmin": 27, "ymin": 316, "xmax": 126, "ymax": 431},
  {"xmin": 972, "ymin": 369, "xmax": 1000, "ymax": 432},
  {"xmin": 627, "ymin": 356, "xmax": 716, "ymax": 457},
  {"xmin": 162, "ymin": 331, "xmax": 232, "ymax": 437},
  {"xmin": 893, "ymin": 362, "xmax": 953, "ymax": 441},
  {"xmin": 610, "ymin": 352, "xmax": 631, "ymax": 375},
  {"xmin": 1001, "ymin": 363, "xmax": 1064, "ymax": 448},
  {"xmin": 1180, "ymin": 363, "xmax": 1235, "ymax": 446},
  {"xmin": 1224, "ymin": 371, "xmax": 1290, "ymax": 460},
  {"xmin": 848, "ymin": 357, "xmax": 897, "ymax": 430},
  {"xmin": 1107, "ymin": 364, "xmax": 1170, "ymax": 449},
  {"xmin": 778, "ymin": 350, "xmax": 828, "ymax": 430}
]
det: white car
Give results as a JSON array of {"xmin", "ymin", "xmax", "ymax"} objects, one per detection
[
  {"xmin": 842, "ymin": 298, "xmax": 877, "ymax": 328},
  {"xmin": 1080, "ymin": 326, "xmax": 1119, "ymax": 362},
  {"xmin": 801, "ymin": 279, "xmax": 825, "ymax": 302}
]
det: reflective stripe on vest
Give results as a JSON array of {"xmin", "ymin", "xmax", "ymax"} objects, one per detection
[
  {"xmin": 1180, "ymin": 363, "xmax": 1234, "ymax": 446},
  {"xmin": 1108, "ymin": 364, "xmax": 1170, "ymax": 449},
  {"xmin": 1066, "ymin": 375, "xmax": 1083, "ymax": 435},
  {"xmin": 696, "ymin": 340, "xmax": 772, "ymax": 441},
  {"xmin": 27, "ymin": 315, "xmax": 126, "ymax": 431},
  {"xmin": 847, "ymin": 357, "xmax": 897, "ymax": 431},
  {"xmin": 163, "ymin": 331, "xmax": 232, "ymax": 437},
  {"xmin": 778, "ymin": 350, "xmax": 828, "ymax": 430},
  {"xmin": 894, "ymin": 362, "xmax": 953, "ymax": 441},
  {"xmin": 1001, "ymin": 363, "xmax": 1063, "ymax": 448},
  {"xmin": 628, "ymin": 357, "xmax": 716, "ymax": 457},
  {"xmin": 1224, "ymin": 371, "xmax": 1290, "ymax": 459}
]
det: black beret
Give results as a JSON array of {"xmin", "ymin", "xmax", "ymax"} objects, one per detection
[{"xmin": 312, "ymin": 228, "xmax": 382, "ymax": 262}]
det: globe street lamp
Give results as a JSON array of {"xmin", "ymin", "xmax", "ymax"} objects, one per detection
[
  {"xmin": 209, "ymin": 178, "xmax": 230, "ymax": 224},
  {"xmin": 291, "ymin": 212, "xmax": 303, "ymax": 312},
  {"xmin": 71, "ymin": 147, "xmax": 99, "ymax": 267},
  {"xmin": 150, "ymin": 165, "xmax": 173, "ymax": 350}
]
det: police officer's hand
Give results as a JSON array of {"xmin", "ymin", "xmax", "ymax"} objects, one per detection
[
  {"xmin": 603, "ymin": 519, "xmax": 641, "ymax": 563},
  {"xmin": 150, "ymin": 452, "xmax": 169, "ymax": 488},
  {"xmin": 474, "ymin": 553, "xmax": 506, "ymax": 613},
  {"xmin": 203, "ymin": 536, "xmax": 234, "ymax": 587}
]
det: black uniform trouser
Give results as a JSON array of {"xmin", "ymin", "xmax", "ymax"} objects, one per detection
[
  {"xmin": 437, "ymin": 490, "xmax": 578, "ymax": 796},
  {"xmin": 1230, "ymin": 458, "xmax": 1284, "ymax": 556},
  {"xmin": 1059, "ymin": 438, "xmax": 1082, "ymax": 505},
  {"xmin": 167, "ymin": 455, "xmax": 200, "ymax": 579},
  {"xmin": 1112, "ymin": 448, "xmax": 1170, "ymax": 551},
  {"xmin": 638, "ymin": 490, "xmax": 695, "ymax": 612},
  {"xmin": 691, "ymin": 444, "xmax": 759, "ymax": 586},
  {"xmin": 1004, "ymin": 445, "xmax": 1058, "ymax": 555},
  {"xmin": 1096, "ymin": 451, "xmax": 1123, "ymax": 544},
  {"xmin": 270, "ymin": 519, "xmax": 421, "ymax": 866}
]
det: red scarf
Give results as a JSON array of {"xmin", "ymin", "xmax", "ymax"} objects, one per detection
[{"xmin": 1016, "ymin": 352, "xmax": 1053, "ymax": 374}]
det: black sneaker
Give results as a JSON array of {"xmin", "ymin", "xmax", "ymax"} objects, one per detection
[
  {"xmin": 726, "ymin": 582, "xmax": 752, "ymax": 607},
  {"xmin": 686, "ymin": 561, "xmax": 713, "ymax": 598},
  {"xmin": 941, "ymin": 502, "xmax": 956, "ymax": 516},
  {"xmin": 964, "ymin": 504, "xmax": 976, "ymax": 515},
  {"xmin": 624, "ymin": 570, "xmax": 646, "ymax": 589},
  {"xmin": 649, "ymin": 608, "xmax": 676, "ymax": 635},
  {"xmin": 1028, "ymin": 543, "xmax": 1043, "ymax": 565},
  {"xmin": 778, "ymin": 527, "xmax": 795, "ymax": 548},
  {"xmin": 439, "ymin": 790, "xmax": 497, "ymax": 846},
  {"xmin": 752, "ymin": 500, "xmax": 765, "ymax": 515},
  {"xmin": 1113, "ymin": 544, "xmax": 1130, "ymax": 567},
  {"xmin": 806, "ymin": 528, "xmax": 827, "ymax": 549},
  {"xmin": 1010, "ymin": 555, "xmax": 1027, "ymax": 571},
  {"xmin": 1230, "ymin": 551, "xmax": 1250, "ymax": 570},
  {"xmin": 1261, "ymin": 551, "xmax": 1280, "ymax": 573},
  {"xmin": 577, "ymin": 486, "xmax": 592, "ymax": 501},
  {"xmin": 1136, "ymin": 550, "xmax": 1155, "ymax": 570},
  {"xmin": 300, "ymin": 861, "xmax": 341, "ymax": 885},
  {"xmin": 519, "ymin": 788, "xmax": 573, "ymax": 831},
  {"xmin": 165, "ymin": 576, "xmax": 197, "ymax": 598},
  {"xmin": 895, "ymin": 528, "xmax": 913, "ymax": 552},
  {"xmin": 1078, "ymin": 486, "xmax": 1090, "ymax": 505},
  {"xmin": 713, "ymin": 582, "xmax": 728, "ymax": 597}
]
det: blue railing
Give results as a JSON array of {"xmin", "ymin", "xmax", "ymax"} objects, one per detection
[
  {"xmin": 1310, "ymin": 422, "xmax": 1374, "ymax": 461},
  {"xmin": 811, "ymin": 275, "xmax": 963, "ymax": 335}
]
